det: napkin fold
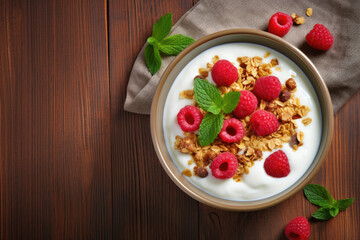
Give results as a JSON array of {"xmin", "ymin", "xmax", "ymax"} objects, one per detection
[{"xmin": 124, "ymin": 0, "xmax": 360, "ymax": 114}]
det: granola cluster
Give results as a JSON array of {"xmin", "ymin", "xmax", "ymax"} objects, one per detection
[
  {"xmin": 176, "ymin": 53, "xmax": 312, "ymax": 182},
  {"xmin": 291, "ymin": 13, "xmax": 306, "ymax": 25},
  {"xmin": 292, "ymin": 8, "xmax": 313, "ymax": 25}
]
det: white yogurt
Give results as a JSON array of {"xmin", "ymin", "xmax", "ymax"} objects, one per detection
[{"xmin": 163, "ymin": 43, "xmax": 322, "ymax": 201}]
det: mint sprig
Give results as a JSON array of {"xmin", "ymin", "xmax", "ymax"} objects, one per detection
[
  {"xmin": 145, "ymin": 13, "xmax": 195, "ymax": 75},
  {"xmin": 194, "ymin": 78, "xmax": 241, "ymax": 146},
  {"xmin": 303, "ymin": 184, "xmax": 354, "ymax": 220}
]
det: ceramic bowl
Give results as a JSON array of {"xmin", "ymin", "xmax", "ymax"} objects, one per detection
[{"xmin": 150, "ymin": 29, "xmax": 333, "ymax": 211}]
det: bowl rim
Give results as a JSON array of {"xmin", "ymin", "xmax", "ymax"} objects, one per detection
[{"xmin": 150, "ymin": 29, "xmax": 334, "ymax": 211}]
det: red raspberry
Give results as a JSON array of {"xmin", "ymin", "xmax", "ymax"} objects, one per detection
[
  {"xmin": 306, "ymin": 24, "xmax": 334, "ymax": 50},
  {"xmin": 285, "ymin": 216, "xmax": 310, "ymax": 240},
  {"xmin": 253, "ymin": 76, "xmax": 282, "ymax": 101},
  {"xmin": 233, "ymin": 90, "xmax": 258, "ymax": 118},
  {"xmin": 177, "ymin": 105, "xmax": 203, "ymax": 132},
  {"xmin": 219, "ymin": 118, "xmax": 245, "ymax": 143},
  {"xmin": 264, "ymin": 150, "xmax": 290, "ymax": 178},
  {"xmin": 210, "ymin": 152, "xmax": 239, "ymax": 179},
  {"xmin": 250, "ymin": 110, "xmax": 280, "ymax": 136},
  {"xmin": 268, "ymin": 12, "xmax": 293, "ymax": 37},
  {"xmin": 211, "ymin": 59, "xmax": 238, "ymax": 86}
]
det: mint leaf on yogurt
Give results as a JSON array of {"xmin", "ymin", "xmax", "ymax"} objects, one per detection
[
  {"xmin": 194, "ymin": 78, "xmax": 223, "ymax": 115},
  {"xmin": 194, "ymin": 79, "xmax": 241, "ymax": 146},
  {"xmin": 145, "ymin": 13, "xmax": 195, "ymax": 75},
  {"xmin": 222, "ymin": 91, "xmax": 241, "ymax": 114},
  {"xmin": 198, "ymin": 112, "xmax": 224, "ymax": 147}
]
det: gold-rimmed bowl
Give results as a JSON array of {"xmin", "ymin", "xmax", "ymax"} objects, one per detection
[{"xmin": 150, "ymin": 29, "xmax": 333, "ymax": 211}]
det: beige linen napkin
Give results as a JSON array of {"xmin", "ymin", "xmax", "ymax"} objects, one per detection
[{"xmin": 124, "ymin": 0, "xmax": 360, "ymax": 114}]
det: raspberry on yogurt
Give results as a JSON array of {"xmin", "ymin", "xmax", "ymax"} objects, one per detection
[
  {"xmin": 219, "ymin": 118, "xmax": 245, "ymax": 143},
  {"xmin": 250, "ymin": 110, "xmax": 280, "ymax": 136},
  {"xmin": 264, "ymin": 150, "xmax": 290, "ymax": 178},
  {"xmin": 211, "ymin": 59, "xmax": 238, "ymax": 86},
  {"xmin": 210, "ymin": 152, "xmax": 238, "ymax": 179},
  {"xmin": 253, "ymin": 76, "xmax": 282, "ymax": 101},
  {"xmin": 233, "ymin": 90, "xmax": 258, "ymax": 118},
  {"xmin": 177, "ymin": 105, "xmax": 203, "ymax": 132}
]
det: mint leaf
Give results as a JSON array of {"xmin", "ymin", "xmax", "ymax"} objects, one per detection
[
  {"xmin": 158, "ymin": 35, "xmax": 195, "ymax": 55},
  {"xmin": 334, "ymin": 198, "xmax": 354, "ymax": 210},
  {"xmin": 222, "ymin": 91, "xmax": 241, "ymax": 114},
  {"xmin": 303, "ymin": 184, "xmax": 335, "ymax": 208},
  {"xmin": 329, "ymin": 207, "xmax": 339, "ymax": 217},
  {"xmin": 194, "ymin": 79, "xmax": 223, "ymax": 115},
  {"xmin": 312, "ymin": 207, "xmax": 333, "ymax": 220},
  {"xmin": 145, "ymin": 44, "xmax": 161, "ymax": 75},
  {"xmin": 198, "ymin": 113, "xmax": 223, "ymax": 146},
  {"xmin": 145, "ymin": 13, "xmax": 194, "ymax": 75},
  {"xmin": 304, "ymin": 184, "xmax": 355, "ymax": 221},
  {"xmin": 147, "ymin": 36, "xmax": 157, "ymax": 46},
  {"xmin": 152, "ymin": 13, "xmax": 172, "ymax": 41},
  {"xmin": 207, "ymin": 104, "xmax": 222, "ymax": 115}
]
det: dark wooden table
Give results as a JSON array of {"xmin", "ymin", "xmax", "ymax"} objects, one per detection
[{"xmin": 1, "ymin": 0, "xmax": 359, "ymax": 239}]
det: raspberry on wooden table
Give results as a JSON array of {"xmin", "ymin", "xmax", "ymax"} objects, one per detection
[
  {"xmin": 306, "ymin": 24, "xmax": 334, "ymax": 50},
  {"xmin": 219, "ymin": 118, "xmax": 245, "ymax": 143},
  {"xmin": 284, "ymin": 216, "xmax": 310, "ymax": 240},
  {"xmin": 210, "ymin": 152, "xmax": 238, "ymax": 179},
  {"xmin": 268, "ymin": 12, "xmax": 293, "ymax": 37},
  {"xmin": 177, "ymin": 105, "xmax": 203, "ymax": 132},
  {"xmin": 250, "ymin": 110, "xmax": 280, "ymax": 136},
  {"xmin": 211, "ymin": 59, "xmax": 238, "ymax": 86},
  {"xmin": 252, "ymin": 76, "xmax": 282, "ymax": 101},
  {"xmin": 264, "ymin": 150, "xmax": 290, "ymax": 178},
  {"xmin": 233, "ymin": 90, "xmax": 258, "ymax": 118}
]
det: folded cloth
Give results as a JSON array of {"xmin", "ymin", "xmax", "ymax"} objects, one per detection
[{"xmin": 124, "ymin": 0, "xmax": 360, "ymax": 114}]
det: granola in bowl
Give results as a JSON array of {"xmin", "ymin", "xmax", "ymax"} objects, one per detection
[{"xmin": 175, "ymin": 53, "xmax": 313, "ymax": 183}]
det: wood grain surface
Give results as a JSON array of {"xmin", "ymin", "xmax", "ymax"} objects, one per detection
[
  {"xmin": 0, "ymin": 0, "xmax": 112, "ymax": 239},
  {"xmin": 1, "ymin": 0, "xmax": 359, "ymax": 239}
]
